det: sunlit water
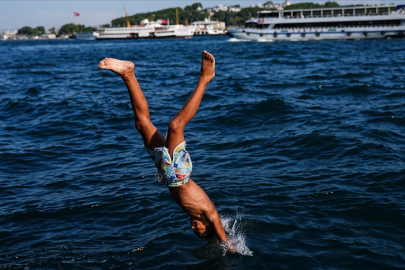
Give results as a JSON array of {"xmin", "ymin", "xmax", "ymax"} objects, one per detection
[{"xmin": 1, "ymin": 36, "xmax": 405, "ymax": 269}]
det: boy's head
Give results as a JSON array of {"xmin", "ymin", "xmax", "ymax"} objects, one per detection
[{"xmin": 190, "ymin": 217, "xmax": 215, "ymax": 238}]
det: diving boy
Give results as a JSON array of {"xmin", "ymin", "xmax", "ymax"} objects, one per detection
[{"xmin": 98, "ymin": 51, "xmax": 234, "ymax": 251}]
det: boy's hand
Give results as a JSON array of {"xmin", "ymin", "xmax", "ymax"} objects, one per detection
[{"xmin": 221, "ymin": 239, "xmax": 236, "ymax": 253}]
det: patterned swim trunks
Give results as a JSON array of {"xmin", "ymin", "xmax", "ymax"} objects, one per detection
[{"xmin": 145, "ymin": 141, "xmax": 192, "ymax": 187}]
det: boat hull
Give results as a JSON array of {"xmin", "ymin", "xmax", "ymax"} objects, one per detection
[
  {"xmin": 227, "ymin": 28, "xmax": 405, "ymax": 41},
  {"xmin": 96, "ymin": 25, "xmax": 195, "ymax": 40}
]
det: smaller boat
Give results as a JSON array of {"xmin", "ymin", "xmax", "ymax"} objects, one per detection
[
  {"xmin": 75, "ymin": 32, "xmax": 99, "ymax": 40},
  {"xmin": 192, "ymin": 18, "xmax": 227, "ymax": 35}
]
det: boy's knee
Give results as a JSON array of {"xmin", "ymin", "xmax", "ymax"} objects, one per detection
[{"xmin": 168, "ymin": 119, "xmax": 185, "ymax": 133}]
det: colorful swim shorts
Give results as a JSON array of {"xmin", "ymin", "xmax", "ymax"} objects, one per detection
[{"xmin": 145, "ymin": 141, "xmax": 192, "ymax": 187}]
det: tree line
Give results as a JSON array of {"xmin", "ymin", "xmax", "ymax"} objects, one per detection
[
  {"xmin": 110, "ymin": 3, "xmax": 208, "ymax": 27},
  {"xmin": 17, "ymin": 24, "xmax": 95, "ymax": 37}
]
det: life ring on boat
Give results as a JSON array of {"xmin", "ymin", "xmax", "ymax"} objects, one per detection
[
  {"xmin": 273, "ymin": 32, "xmax": 278, "ymax": 38},
  {"xmin": 347, "ymin": 32, "xmax": 352, "ymax": 37},
  {"xmin": 301, "ymin": 33, "xmax": 306, "ymax": 37},
  {"xmin": 381, "ymin": 31, "xmax": 385, "ymax": 35},
  {"xmin": 316, "ymin": 32, "xmax": 320, "ymax": 37},
  {"xmin": 399, "ymin": 31, "xmax": 404, "ymax": 36},
  {"xmin": 286, "ymin": 33, "xmax": 291, "ymax": 38},
  {"xmin": 363, "ymin": 31, "xmax": 368, "ymax": 36}
]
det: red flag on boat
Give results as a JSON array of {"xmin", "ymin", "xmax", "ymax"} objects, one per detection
[
  {"xmin": 159, "ymin": 19, "xmax": 167, "ymax": 25},
  {"xmin": 74, "ymin": 12, "xmax": 80, "ymax": 17}
]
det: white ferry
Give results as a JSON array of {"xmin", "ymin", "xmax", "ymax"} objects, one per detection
[
  {"xmin": 75, "ymin": 32, "xmax": 99, "ymax": 40},
  {"xmin": 96, "ymin": 21, "xmax": 195, "ymax": 40},
  {"xmin": 192, "ymin": 18, "xmax": 227, "ymax": 35},
  {"xmin": 96, "ymin": 5, "xmax": 195, "ymax": 40},
  {"xmin": 227, "ymin": 4, "xmax": 405, "ymax": 41}
]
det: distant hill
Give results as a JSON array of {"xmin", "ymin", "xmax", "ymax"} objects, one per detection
[
  {"xmin": 111, "ymin": 3, "xmax": 208, "ymax": 27},
  {"xmin": 109, "ymin": 2, "xmax": 274, "ymax": 27}
]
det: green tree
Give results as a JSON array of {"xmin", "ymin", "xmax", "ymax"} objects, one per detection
[
  {"xmin": 48, "ymin": 27, "xmax": 56, "ymax": 34},
  {"xmin": 36, "ymin": 26, "xmax": 45, "ymax": 35},
  {"xmin": 59, "ymin": 23, "xmax": 90, "ymax": 35},
  {"xmin": 18, "ymin": 25, "xmax": 47, "ymax": 36},
  {"xmin": 191, "ymin": 3, "xmax": 202, "ymax": 10},
  {"xmin": 18, "ymin": 26, "xmax": 37, "ymax": 36},
  {"xmin": 325, "ymin": 1, "xmax": 340, "ymax": 8}
]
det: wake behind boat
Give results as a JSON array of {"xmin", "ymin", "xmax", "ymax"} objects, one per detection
[{"xmin": 227, "ymin": 4, "xmax": 405, "ymax": 41}]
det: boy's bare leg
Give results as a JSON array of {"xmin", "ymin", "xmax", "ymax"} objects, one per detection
[
  {"xmin": 165, "ymin": 51, "xmax": 215, "ymax": 156},
  {"xmin": 98, "ymin": 58, "xmax": 165, "ymax": 149}
]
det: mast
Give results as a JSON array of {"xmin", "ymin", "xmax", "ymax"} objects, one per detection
[
  {"xmin": 124, "ymin": 3, "xmax": 130, "ymax": 28},
  {"xmin": 176, "ymin": 8, "xmax": 179, "ymax": 25}
]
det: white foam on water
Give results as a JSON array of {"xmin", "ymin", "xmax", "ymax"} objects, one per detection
[
  {"xmin": 257, "ymin": 38, "xmax": 274, "ymax": 42},
  {"xmin": 227, "ymin": 38, "xmax": 250, "ymax": 42},
  {"xmin": 220, "ymin": 213, "xmax": 253, "ymax": 256}
]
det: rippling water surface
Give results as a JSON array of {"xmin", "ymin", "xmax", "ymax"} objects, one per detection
[{"xmin": 1, "ymin": 36, "xmax": 405, "ymax": 269}]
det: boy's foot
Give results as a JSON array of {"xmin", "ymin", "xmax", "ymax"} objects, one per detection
[
  {"xmin": 98, "ymin": 58, "xmax": 135, "ymax": 77},
  {"xmin": 200, "ymin": 51, "xmax": 215, "ymax": 83}
]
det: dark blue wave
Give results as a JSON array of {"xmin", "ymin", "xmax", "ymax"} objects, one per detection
[{"xmin": 1, "ymin": 37, "xmax": 405, "ymax": 269}]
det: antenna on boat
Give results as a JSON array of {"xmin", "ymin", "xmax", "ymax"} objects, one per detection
[{"xmin": 124, "ymin": 3, "xmax": 130, "ymax": 28}]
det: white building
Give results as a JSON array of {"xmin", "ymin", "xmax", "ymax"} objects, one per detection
[
  {"xmin": 212, "ymin": 4, "xmax": 228, "ymax": 12},
  {"xmin": 0, "ymin": 30, "xmax": 22, "ymax": 40}
]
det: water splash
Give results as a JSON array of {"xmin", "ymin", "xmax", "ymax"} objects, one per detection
[
  {"xmin": 227, "ymin": 38, "xmax": 250, "ymax": 42},
  {"xmin": 221, "ymin": 213, "xmax": 253, "ymax": 256}
]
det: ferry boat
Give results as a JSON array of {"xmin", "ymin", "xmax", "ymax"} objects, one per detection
[
  {"xmin": 192, "ymin": 18, "xmax": 227, "ymax": 35},
  {"xmin": 96, "ymin": 21, "xmax": 195, "ymax": 40},
  {"xmin": 74, "ymin": 32, "xmax": 99, "ymax": 40},
  {"xmin": 227, "ymin": 4, "xmax": 405, "ymax": 41},
  {"xmin": 96, "ymin": 5, "xmax": 195, "ymax": 40}
]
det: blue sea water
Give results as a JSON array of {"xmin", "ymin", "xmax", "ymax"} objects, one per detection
[{"xmin": 1, "ymin": 36, "xmax": 405, "ymax": 269}]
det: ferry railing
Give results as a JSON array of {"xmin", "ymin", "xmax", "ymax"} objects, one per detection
[{"xmin": 276, "ymin": 11, "xmax": 395, "ymax": 20}]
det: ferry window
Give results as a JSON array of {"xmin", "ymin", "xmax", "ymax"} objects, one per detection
[
  {"xmin": 246, "ymin": 23, "xmax": 258, "ymax": 28},
  {"xmin": 356, "ymin": 9, "xmax": 365, "ymax": 14},
  {"xmin": 282, "ymin": 12, "xmax": 292, "ymax": 18},
  {"xmin": 323, "ymin": 10, "xmax": 332, "ymax": 16},
  {"xmin": 313, "ymin": 11, "xmax": 322, "ymax": 17},
  {"xmin": 367, "ymin": 8, "xmax": 377, "ymax": 14},
  {"xmin": 379, "ymin": 8, "xmax": 388, "ymax": 14},
  {"xmin": 266, "ymin": 13, "xmax": 279, "ymax": 18},
  {"xmin": 293, "ymin": 12, "xmax": 301, "ymax": 18}
]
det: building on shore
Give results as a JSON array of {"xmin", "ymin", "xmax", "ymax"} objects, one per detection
[
  {"xmin": 35, "ymin": 34, "xmax": 57, "ymax": 40},
  {"xmin": 0, "ymin": 30, "xmax": 27, "ymax": 41}
]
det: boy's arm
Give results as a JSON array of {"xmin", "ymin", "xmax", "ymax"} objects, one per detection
[{"xmin": 206, "ymin": 208, "xmax": 235, "ymax": 252}]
